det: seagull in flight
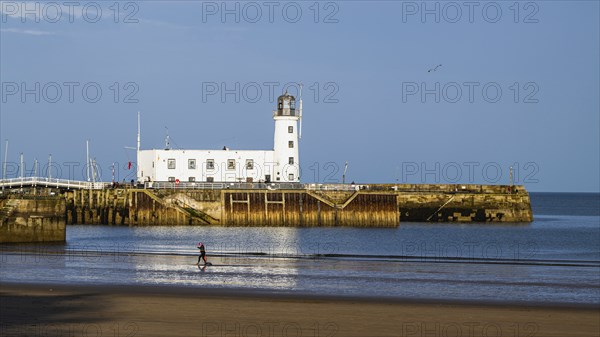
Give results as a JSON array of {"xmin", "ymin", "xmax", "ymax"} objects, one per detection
[{"xmin": 428, "ymin": 64, "xmax": 442, "ymax": 73}]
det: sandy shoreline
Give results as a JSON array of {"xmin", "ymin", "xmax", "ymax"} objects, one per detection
[{"xmin": 1, "ymin": 283, "xmax": 599, "ymax": 337}]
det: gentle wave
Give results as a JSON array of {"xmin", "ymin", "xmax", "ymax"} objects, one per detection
[{"xmin": 3, "ymin": 247, "xmax": 599, "ymax": 268}]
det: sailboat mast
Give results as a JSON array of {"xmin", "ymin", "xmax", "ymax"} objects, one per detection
[
  {"xmin": 2, "ymin": 140, "xmax": 8, "ymax": 180},
  {"xmin": 86, "ymin": 140, "xmax": 90, "ymax": 182}
]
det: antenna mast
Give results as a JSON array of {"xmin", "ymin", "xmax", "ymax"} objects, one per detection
[
  {"xmin": 137, "ymin": 111, "xmax": 141, "ymax": 153},
  {"xmin": 299, "ymin": 83, "xmax": 303, "ymax": 140},
  {"xmin": 164, "ymin": 127, "xmax": 171, "ymax": 150},
  {"xmin": 137, "ymin": 111, "xmax": 141, "ymax": 183},
  {"xmin": 137, "ymin": 111, "xmax": 142, "ymax": 152}
]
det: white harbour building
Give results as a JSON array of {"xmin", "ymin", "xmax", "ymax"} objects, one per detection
[{"xmin": 137, "ymin": 92, "xmax": 301, "ymax": 184}]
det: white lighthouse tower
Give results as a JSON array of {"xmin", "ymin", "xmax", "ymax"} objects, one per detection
[{"xmin": 273, "ymin": 91, "xmax": 300, "ymax": 182}]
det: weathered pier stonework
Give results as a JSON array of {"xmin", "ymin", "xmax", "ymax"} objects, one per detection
[
  {"xmin": 222, "ymin": 191, "xmax": 398, "ymax": 227},
  {"xmin": 0, "ymin": 184, "xmax": 533, "ymax": 239},
  {"xmin": 64, "ymin": 188, "xmax": 399, "ymax": 227},
  {"xmin": 0, "ymin": 196, "xmax": 66, "ymax": 243},
  {"xmin": 64, "ymin": 189, "xmax": 217, "ymax": 226},
  {"xmin": 61, "ymin": 184, "xmax": 532, "ymax": 227},
  {"xmin": 390, "ymin": 184, "xmax": 533, "ymax": 222}
]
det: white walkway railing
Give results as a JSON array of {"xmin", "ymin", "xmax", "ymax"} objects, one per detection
[
  {"xmin": 0, "ymin": 177, "xmax": 110, "ymax": 190},
  {"xmin": 0, "ymin": 177, "xmax": 361, "ymax": 191},
  {"xmin": 145, "ymin": 181, "xmax": 360, "ymax": 191}
]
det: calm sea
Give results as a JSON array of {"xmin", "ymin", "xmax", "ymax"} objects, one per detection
[{"xmin": 1, "ymin": 192, "xmax": 599, "ymax": 305}]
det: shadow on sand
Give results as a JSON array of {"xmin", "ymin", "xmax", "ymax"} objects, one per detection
[{"xmin": 0, "ymin": 290, "xmax": 116, "ymax": 336}]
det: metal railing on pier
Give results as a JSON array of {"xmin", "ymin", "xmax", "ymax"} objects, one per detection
[
  {"xmin": 145, "ymin": 181, "xmax": 360, "ymax": 191},
  {"xmin": 0, "ymin": 177, "xmax": 110, "ymax": 190},
  {"xmin": 0, "ymin": 177, "xmax": 523, "ymax": 194}
]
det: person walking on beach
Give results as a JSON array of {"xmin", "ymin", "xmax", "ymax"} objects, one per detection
[{"xmin": 197, "ymin": 242, "xmax": 207, "ymax": 265}]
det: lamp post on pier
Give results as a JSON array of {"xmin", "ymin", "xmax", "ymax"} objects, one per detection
[{"xmin": 48, "ymin": 154, "xmax": 52, "ymax": 180}]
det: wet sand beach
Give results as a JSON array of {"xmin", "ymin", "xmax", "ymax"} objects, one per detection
[{"xmin": 1, "ymin": 283, "xmax": 598, "ymax": 337}]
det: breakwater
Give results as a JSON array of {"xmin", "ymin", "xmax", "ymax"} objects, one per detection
[
  {"xmin": 61, "ymin": 184, "xmax": 532, "ymax": 226},
  {"xmin": 0, "ymin": 184, "xmax": 533, "ymax": 237}
]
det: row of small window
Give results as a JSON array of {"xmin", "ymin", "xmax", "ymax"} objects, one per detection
[
  {"xmin": 168, "ymin": 157, "xmax": 295, "ymax": 170},
  {"xmin": 169, "ymin": 177, "xmax": 212, "ymax": 182},
  {"xmin": 169, "ymin": 177, "xmax": 204, "ymax": 182},
  {"xmin": 168, "ymin": 174, "xmax": 295, "ymax": 183}
]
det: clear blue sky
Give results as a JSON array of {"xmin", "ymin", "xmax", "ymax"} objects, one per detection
[{"xmin": 1, "ymin": 1, "xmax": 598, "ymax": 192}]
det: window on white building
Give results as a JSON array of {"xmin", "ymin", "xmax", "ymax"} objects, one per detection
[
  {"xmin": 168, "ymin": 159, "xmax": 176, "ymax": 169},
  {"xmin": 206, "ymin": 159, "xmax": 215, "ymax": 170},
  {"xmin": 227, "ymin": 159, "xmax": 235, "ymax": 170},
  {"xmin": 246, "ymin": 159, "xmax": 254, "ymax": 170},
  {"xmin": 289, "ymin": 173, "xmax": 294, "ymax": 181},
  {"xmin": 288, "ymin": 157, "xmax": 294, "ymax": 165},
  {"xmin": 168, "ymin": 177, "xmax": 176, "ymax": 182},
  {"xmin": 188, "ymin": 159, "xmax": 196, "ymax": 170},
  {"xmin": 288, "ymin": 126, "xmax": 293, "ymax": 133},
  {"xmin": 207, "ymin": 177, "xmax": 214, "ymax": 182},
  {"xmin": 288, "ymin": 141, "xmax": 294, "ymax": 148},
  {"xmin": 189, "ymin": 177, "xmax": 196, "ymax": 182}
]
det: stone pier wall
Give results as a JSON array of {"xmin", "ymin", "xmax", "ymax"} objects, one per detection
[
  {"xmin": 397, "ymin": 191, "xmax": 533, "ymax": 222},
  {"xmin": 0, "ymin": 184, "xmax": 533, "ymax": 237},
  {"xmin": 64, "ymin": 184, "xmax": 532, "ymax": 226},
  {"xmin": 64, "ymin": 189, "xmax": 399, "ymax": 227},
  {"xmin": 0, "ymin": 197, "xmax": 66, "ymax": 243}
]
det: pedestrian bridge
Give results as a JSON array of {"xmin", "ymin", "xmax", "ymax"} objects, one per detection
[{"xmin": 0, "ymin": 177, "xmax": 109, "ymax": 190}]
